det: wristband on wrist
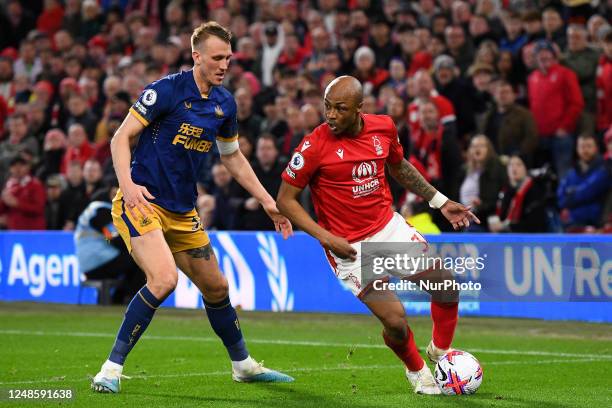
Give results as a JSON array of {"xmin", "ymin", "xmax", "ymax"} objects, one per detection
[{"xmin": 428, "ymin": 191, "xmax": 448, "ymax": 209}]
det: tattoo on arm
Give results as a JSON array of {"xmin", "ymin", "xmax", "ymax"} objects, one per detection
[
  {"xmin": 388, "ymin": 159, "xmax": 436, "ymax": 201},
  {"xmin": 187, "ymin": 243, "xmax": 214, "ymax": 260}
]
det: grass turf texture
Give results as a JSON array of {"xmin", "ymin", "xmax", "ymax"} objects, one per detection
[{"xmin": 1, "ymin": 302, "xmax": 610, "ymax": 408}]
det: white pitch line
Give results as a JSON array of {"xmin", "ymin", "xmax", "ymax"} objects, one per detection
[
  {"xmin": 0, "ymin": 358, "xmax": 600, "ymax": 386},
  {"xmin": 1, "ymin": 329, "xmax": 611, "ymax": 361}
]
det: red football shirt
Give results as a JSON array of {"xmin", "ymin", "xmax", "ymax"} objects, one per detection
[{"xmin": 281, "ymin": 114, "xmax": 404, "ymax": 243}]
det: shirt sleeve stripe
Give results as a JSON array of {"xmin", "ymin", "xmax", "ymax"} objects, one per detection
[
  {"xmin": 129, "ymin": 107, "xmax": 150, "ymax": 126},
  {"xmin": 216, "ymin": 134, "xmax": 238, "ymax": 142}
]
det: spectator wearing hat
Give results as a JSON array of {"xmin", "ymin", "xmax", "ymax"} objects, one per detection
[
  {"xmin": 557, "ymin": 133, "xmax": 610, "ymax": 231},
  {"xmin": 596, "ymin": 30, "xmax": 612, "ymax": 133},
  {"xmin": 468, "ymin": 62, "xmax": 496, "ymax": 126},
  {"xmin": 353, "ymin": 46, "xmax": 389, "ymax": 96},
  {"xmin": 434, "ymin": 54, "xmax": 477, "ymax": 139},
  {"xmin": 31, "ymin": 80, "xmax": 54, "ymax": 110},
  {"xmin": 80, "ymin": 0, "xmax": 104, "ymax": 41},
  {"xmin": 562, "ymin": 24, "xmax": 600, "ymax": 135},
  {"xmin": 529, "ymin": 40, "xmax": 584, "ymax": 178},
  {"xmin": 0, "ymin": 154, "xmax": 46, "ymax": 230},
  {"xmin": 44, "ymin": 173, "xmax": 65, "ymax": 230},
  {"xmin": 481, "ymin": 80, "xmax": 538, "ymax": 163},
  {"xmin": 261, "ymin": 22, "xmax": 285, "ymax": 87}
]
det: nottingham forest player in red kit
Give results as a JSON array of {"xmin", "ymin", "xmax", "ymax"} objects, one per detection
[{"xmin": 277, "ymin": 76, "xmax": 479, "ymax": 395}]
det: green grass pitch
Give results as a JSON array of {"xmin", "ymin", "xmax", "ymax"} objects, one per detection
[{"xmin": 1, "ymin": 302, "xmax": 610, "ymax": 408}]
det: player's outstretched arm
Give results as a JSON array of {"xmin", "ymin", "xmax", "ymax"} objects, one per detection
[
  {"xmin": 110, "ymin": 113, "xmax": 155, "ymax": 219},
  {"xmin": 220, "ymin": 149, "xmax": 293, "ymax": 238},
  {"xmin": 387, "ymin": 159, "xmax": 479, "ymax": 230},
  {"xmin": 277, "ymin": 181, "xmax": 356, "ymax": 260}
]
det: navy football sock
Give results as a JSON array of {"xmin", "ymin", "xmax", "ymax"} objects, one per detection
[
  {"xmin": 108, "ymin": 286, "xmax": 164, "ymax": 365},
  {"xmin": 203, "ymin": 296, "xmax": 249, "ymax": 361}
]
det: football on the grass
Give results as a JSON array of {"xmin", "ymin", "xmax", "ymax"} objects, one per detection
[{"xmin": 434, "ymin": 350, "xmax": 483, "ymax": 395}]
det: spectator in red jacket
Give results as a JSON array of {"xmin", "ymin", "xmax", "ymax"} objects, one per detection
[
  {"xmin": 528, "ymin": 40, "xmax": 584, "ymax": 178},
  {"xmin": 596, "ymin": 30, "xmax": 612, "ymax": 134},
  {"xmin": 0, "ymin": 155, "xmax": 46, "ymax": 230},
  {"xmin": 36, "ymin": 0, "xmax": 64, "ymax": 36},
  {"xmin": 61, "ymin": 123, "xmax": 95, "ymax": 174},
  {"xmin": 407, "ymin": 69, "xmax": 456, "ymax": 140}
]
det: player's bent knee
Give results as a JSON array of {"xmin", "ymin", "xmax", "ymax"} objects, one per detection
[
  {"xmin": 203, "ymin": 279, "xmax": 229, "ymax": 302},
  {"xmin": 378, "ymin": 311, "xmax": 406, "ymax": 332},
  {"xmin": 148, "ymin": 274, "xmax": 178, "ymax": 298}
]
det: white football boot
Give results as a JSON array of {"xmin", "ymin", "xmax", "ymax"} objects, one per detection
[
  {"xmin": 406, "ymin": 364, "xmax": 442, "ymax": 395},
  {"xmin": 231, "ymin": 356, "xmax": 294, "ymax": 383},
  {"xmin": 91, "ymin": 360, "xmax": 127, "ymax": 393}
]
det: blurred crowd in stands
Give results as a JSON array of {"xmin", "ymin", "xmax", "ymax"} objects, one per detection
[{"xmin": 0, "ymin": 0, "xmax": 610, "ymax": 235}]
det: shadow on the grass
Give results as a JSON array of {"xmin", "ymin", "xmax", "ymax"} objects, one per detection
[
  {"xmin": 128, "ymin": 386, "xmax": 382, "ymax": 408},
  {"xmin": 439, "ymin": 392, "xmax": 575, "ymax": 408}
]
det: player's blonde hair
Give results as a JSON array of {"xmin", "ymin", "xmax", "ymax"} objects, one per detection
[{"xmin": 191, "ymin": 21, "xmax": 232, "ymax": 51}]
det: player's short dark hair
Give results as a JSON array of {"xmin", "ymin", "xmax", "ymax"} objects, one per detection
[{"xmin": 191, "ymin": 21, "xmax": 232, "ymax": 50}]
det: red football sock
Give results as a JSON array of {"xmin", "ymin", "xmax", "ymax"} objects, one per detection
[
  {"xmin": 431, "ymin": 301, "xmax": 458, "ymax": 350},
  {"xmin": 382, "ymin": 326, "xmax": 424, "ymax": 372}
]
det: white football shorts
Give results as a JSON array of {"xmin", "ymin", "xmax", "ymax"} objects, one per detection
[{"xmin": 324, "ymin": 212, "xmax": 430, "ymax": 298}]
